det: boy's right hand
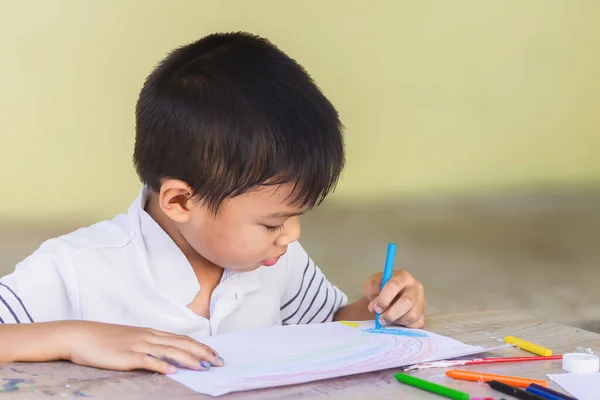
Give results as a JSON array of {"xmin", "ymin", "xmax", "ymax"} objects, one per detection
[{"xmin": 66, "ymin": 321, "xmax": 223, "ymax": 374}]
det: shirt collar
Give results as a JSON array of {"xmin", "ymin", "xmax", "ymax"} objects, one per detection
[{"xmin": 128, "ymin": 187, "xmax": 262, "ymax": 307}]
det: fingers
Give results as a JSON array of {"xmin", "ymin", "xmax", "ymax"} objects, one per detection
[
  {"xmin": 380, "ymin": 281, "xmax": 425, "ymax": 327},
  {"xmin": 68, "ymin": 323, "xmax": 225, "ymax": 375},
  {"xmin": 363, "ymin": 272, "xmax": 383, "ymax": 302},
  {"xmin": 135, "ymin": 353, "xmax": 178, "ymax": 374},
  {"xmin": 404, "ymin": 314, "xmax": 426, "ymax": 329},
  {"xmin": 366, "ymin": 270, "xmax": 425, "ymax": 328},
  {"xmin": 372, "ymin": 270, "xmax": 414, "ymax": 314},
  {"xmin": 141, "ymin": 343, "xmax": 213, "ymax": 371},
  {"xmin": 149, "ymin": 333, "xmax": 222, "ymax": 366},
  {"xmin": 129, "ymin": 330, "xmax": 224, "ymax": 374}
]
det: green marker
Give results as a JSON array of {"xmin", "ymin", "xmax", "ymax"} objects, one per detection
[{"xmin": 394, "ymin": 373, "xmax": 471, "ymax": 400}]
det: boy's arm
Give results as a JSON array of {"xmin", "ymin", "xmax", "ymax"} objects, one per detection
[
  {"xmin": 0, "ymin": 240, "xmax": 80, "ymax": 363},
  {"xmin": 0, "ymin": 321, "xmax": 71, "ymax": 362},
  {"xmin": 0, "ymin": 240, "xmax": 222, "ymax": 373},
  {"xmin": 0, "ymin": 320, "xmax": 223, "ymax": 373},
  {"xmin": 332, "ymin": 296, "xmax": 373, "ymax": 321}
]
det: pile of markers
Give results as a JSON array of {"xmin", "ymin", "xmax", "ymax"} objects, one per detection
[
  {"xmin": 394, "ymin": 335, "xmax": 579, "ymax": 400},
  {"xmin": 395, "ymin": 370, "xmax": 574, "ymax": 400}
]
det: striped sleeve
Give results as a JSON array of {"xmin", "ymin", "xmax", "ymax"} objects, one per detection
[
  {"xmin": 0, "ymin": 239, "xmax": 75, "ymax": 324},
  {"xmin": 0, "ymin": 281, "xmax": 34, "ymax": 324},
  {"xmin": 280, "ymin": 241, "xmax": 348, "ymax": 325}
]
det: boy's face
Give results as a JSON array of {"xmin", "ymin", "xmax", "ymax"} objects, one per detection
[{"xmin": 157, "ymin": 180, "xmax": 304, "ymax": 272}]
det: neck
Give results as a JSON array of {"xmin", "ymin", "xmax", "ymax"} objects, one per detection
[{"xmin": 144, "ymin": 192, "xmax": 223, "ymax": 276}]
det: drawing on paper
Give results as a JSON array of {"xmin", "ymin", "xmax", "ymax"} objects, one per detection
[
  {"xmin": 169, "ymin": 320, "xmax": 488, "ymax": 396},
  {"xmin": 234, "ymin": 330, "xmax": 436, "ymax": 384},
  {"xmin": 362, "ymin": 327, "xmax": 429, "ymax": 337}
]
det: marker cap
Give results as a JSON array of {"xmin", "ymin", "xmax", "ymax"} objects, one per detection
[{"xmin": 562, "ymin": 352, "xmax": 600, "ymax": 373}]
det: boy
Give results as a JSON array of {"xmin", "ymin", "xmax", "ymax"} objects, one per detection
[{"xmin": 0, "ymin": 32, "xmax": 425, "ymax": 374}]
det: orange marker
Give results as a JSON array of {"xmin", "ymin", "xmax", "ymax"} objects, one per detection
[{"xmin": 445, "ymin": 369, "xmax": 548, "ymax": 388}]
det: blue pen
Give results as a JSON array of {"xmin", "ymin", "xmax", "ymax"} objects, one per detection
[{"xmin": 375, "ymin": 243, "xmax": 397, "ymax": 329}]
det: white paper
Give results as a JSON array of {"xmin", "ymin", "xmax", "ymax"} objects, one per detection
[
  {"xmin": 169, "ymin": 320, "xmax": 492, "ymax": 396},
  {"xmin": 548, "ymin": 372, "xmax": 600, "ymax": 400}
]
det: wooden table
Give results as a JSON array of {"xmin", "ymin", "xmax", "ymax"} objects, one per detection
[{"xmin": 1, "ymin": 310, "xmax": 598, "ymax": 399}]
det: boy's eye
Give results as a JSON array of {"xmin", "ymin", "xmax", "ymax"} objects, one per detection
[{"xmin": 264, "ymin": 224, "xmax": 283, "ymax": 232}]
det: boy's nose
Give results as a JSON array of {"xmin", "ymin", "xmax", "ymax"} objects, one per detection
[{"xmin": 276, "ymin": 216, "xmax": 301, "ymax": 246}]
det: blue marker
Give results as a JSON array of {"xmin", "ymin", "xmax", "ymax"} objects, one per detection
[
  {"xmin": 375, "ymin": 243, "xmax": 396, "ymax": 329},
  {"xmin": 526, "ymin": 383, "xmax": 577, "ymax": 400}
]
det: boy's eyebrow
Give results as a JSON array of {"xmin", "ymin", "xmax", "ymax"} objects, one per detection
[{"xmin": 266, "ymin": 210, "xmax": 306, "ymax": 218}]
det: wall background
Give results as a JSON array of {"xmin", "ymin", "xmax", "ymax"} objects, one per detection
[{"xmin": 1, "ymin": 0, "xmax": 599, "ymax": 222}]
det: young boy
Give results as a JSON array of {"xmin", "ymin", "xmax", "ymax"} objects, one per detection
[{"xmin": 0, "ymin": 32, "xmax": 425, "ymax": 375}]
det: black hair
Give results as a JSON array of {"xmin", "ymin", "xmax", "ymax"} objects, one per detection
[{"xmin": 133, "ymin": 32, "xmax": 344, "ymax": 213}]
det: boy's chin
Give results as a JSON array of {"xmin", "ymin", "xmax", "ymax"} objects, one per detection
[{"xmin": 231, "ymin": 264, "xmax": 262, "ymax": 273}]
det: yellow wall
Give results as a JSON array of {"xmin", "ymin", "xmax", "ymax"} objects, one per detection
[{"xmin": 1, "ymin": 1, "xmax": 599, "ymax": 222}]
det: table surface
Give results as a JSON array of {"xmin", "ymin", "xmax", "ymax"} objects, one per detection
[{"xmin": 1, "ymin": 309, "xmax": 597, "ymax": 399}]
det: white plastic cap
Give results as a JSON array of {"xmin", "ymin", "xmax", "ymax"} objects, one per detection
[{"xmin": 562, "ymin": 353, "xmax": 600, "ymax": 373}]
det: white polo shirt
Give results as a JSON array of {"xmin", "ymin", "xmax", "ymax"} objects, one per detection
[{"xmin": 0, "ymin": 188, "xmax": 348, "ymax": 337}]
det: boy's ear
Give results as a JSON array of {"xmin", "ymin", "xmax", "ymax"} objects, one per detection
[{"xmin": 158, "ymin": 179, "xmax": 195, "ymax": 223}]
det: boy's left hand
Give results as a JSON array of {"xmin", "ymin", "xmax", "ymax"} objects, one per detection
[{"xmin": 364, "ymin": 270, "xmax": 425, "ymax": 328}]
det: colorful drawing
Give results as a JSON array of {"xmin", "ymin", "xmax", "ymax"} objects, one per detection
[
  {"xmin": 169, "ymin": 321, "xmax": 488, "ymax": 396},
  {"xmin": 362, "ymin": 327, "xmax": 429, "ymax": 337}
]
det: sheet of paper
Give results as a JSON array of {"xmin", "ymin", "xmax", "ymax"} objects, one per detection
[
  {"xmin": 548, "ymin": 372, "xmax": 600, "ymax": 400},
  {"xmin": 169, "ymin": 320, "xmax": 492, "ymax": 396}
]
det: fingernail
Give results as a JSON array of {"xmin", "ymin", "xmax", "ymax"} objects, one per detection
[
  {"xmin": 166, "ymin": 365, "xmax": 177, "ymax": 374},
  {"xmin": 215, "ymin": 356, "xmax": 225, "ymax": 366},
  {"xmin": 200, "ymin": 361, "xmax": 212, "ymax": 369},
  {"xmin": 378, "ymin": 316, "xmax": 389, "ymax": 326},
  {"xmin": 374, "ymin": 305, "xmax": 384, "ymax": 314}
]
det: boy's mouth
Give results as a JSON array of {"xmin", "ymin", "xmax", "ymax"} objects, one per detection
[{"xmin": 261, "ymin": 253, "xmax": 284, "ymax": 267}]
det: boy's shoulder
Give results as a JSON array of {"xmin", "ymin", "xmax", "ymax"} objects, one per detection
[{"xmin": 51, "ymin": 213, "xmax": 134, "ymax": 257}]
